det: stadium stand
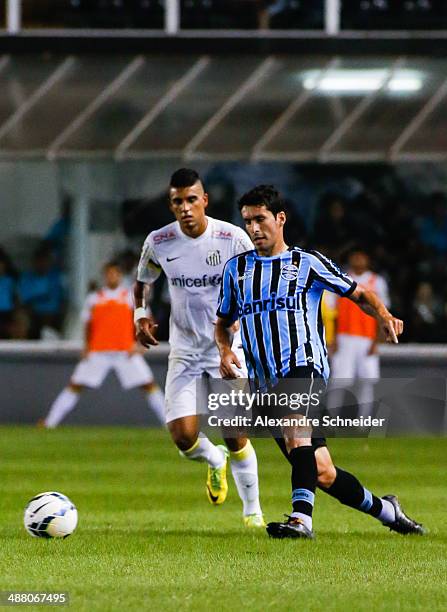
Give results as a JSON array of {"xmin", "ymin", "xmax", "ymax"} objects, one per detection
[{"xmin": 3, "ymin": 174, "xmax": 446, "ymax": 342}]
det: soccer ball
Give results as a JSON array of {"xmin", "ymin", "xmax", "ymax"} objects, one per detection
[{"xmin": 24, "ymin": 492, "xmax": 78, "ymax": 538}]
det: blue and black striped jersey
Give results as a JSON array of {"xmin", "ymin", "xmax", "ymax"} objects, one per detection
[{"xmin": 217, "ymin": 247, "xmax": 356, "ymax": 385}]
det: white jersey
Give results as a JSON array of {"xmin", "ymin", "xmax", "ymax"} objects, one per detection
[
  {"xmin": 137, "ymin": 216, "xmax": 253, "ymax": 355},
  {"xmin": 349, "ymin": 270, "xmax": 390, "ymax": 308}
]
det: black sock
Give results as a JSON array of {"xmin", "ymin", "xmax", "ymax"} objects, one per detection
[
  {"xmin": 322, "ymin": 466, "xmax": 383, "ymax": 517},
  {"xmin": 274, "ymin": 437, "xmax": 291, "ymax": 462},
  {"xmin": 289, "ymin": 446, "xmax": 318, "ymax": 518}
]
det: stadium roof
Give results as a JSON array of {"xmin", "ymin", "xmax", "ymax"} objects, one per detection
[{"xmin": 1, "ymin": 53, "xmax": 447, "ymax": 162}]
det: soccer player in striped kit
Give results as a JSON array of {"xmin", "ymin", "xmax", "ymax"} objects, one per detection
[{"xmin": 216, "ymin": 185, "xmax": 424, "ymax": 539}]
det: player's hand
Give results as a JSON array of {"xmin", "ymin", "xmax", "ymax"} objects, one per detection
[
  {"xmin": 128, "ymin": 343, "xmax": 144, "ymax": 356},
  {"xmin": 367, "ymin": 340, "xmax": 378, "ymax": 356},
  {"xmin": 229, "ymin": 320, "xmax": 240, "ymax": 334},
  {"xmin": 328, "ymin": 339, "xmax": 338, "ymax": 357},
  {"xmin": 219, "ymin": 348, "xmax": 242, "ymax": 379},
  {"xmin": 136, "ymin": 317, "xmax": 159, "ymax": 348},
  {"xmin": 81, "ymin": 348, "xmax": 90, "ymax": 359},
  {"xmin": 380, "ymin": 315, "xmax": 403, "ymax": 344}
]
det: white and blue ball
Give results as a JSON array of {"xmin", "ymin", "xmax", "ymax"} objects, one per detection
[{"xmin": 24, "ymin": 492, "xmax": 78, "ymax": 538}]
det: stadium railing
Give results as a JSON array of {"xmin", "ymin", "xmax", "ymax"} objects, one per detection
[
  {"xmin": 0, "ymin": 340, "xmax": 446, "ymax": 361},
  {"xmin": 3, "ymin": 0, "xmax": 447, "ymax": 37}
]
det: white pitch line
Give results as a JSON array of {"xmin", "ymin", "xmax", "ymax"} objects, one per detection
[
  {"xmin": 0, "ymin": 56, "xmax": 75, "ymax": 143},
  {"xmin": 47, "ymin": 56, "xmax": 145, "ymax": 160},
  {"xmin": 183, "ymin": 56, "xmax": 277, "ymax": 160},
  {"xmin": 115, "ymin": 56, "xmax": 210, "ymax": 159}
]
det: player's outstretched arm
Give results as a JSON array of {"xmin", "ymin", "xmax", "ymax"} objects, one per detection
[
  {"xmin": 349, "ymin": 284, "xmax": 403, "ymax": 344},
  {"xmin": 215, "ymin": 317, "xmax": 242, "ymax": 379},
  {"xmin": 82, "ymin": 322, "xmax": 91, "ymax": 359},
  {"xmin": 133, "ymin": 280, "xmax": 159, "ymax": 348}
]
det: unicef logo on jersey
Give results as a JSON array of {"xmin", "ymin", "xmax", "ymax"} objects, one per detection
[
  {"xmin": 280, "ymin": 264, "xmax": 298, "ymax": 281},
  {"xmin": 206, "ymin": 250, "xmax": 221, "ymax": 266}
]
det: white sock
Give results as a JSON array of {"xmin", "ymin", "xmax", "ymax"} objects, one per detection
[
  {"xmin": 181, "ymin": 434, "xmax": 226, "ymax": 468},
  {"xmin": 44, "ymin": 388, "xmax": 80, "ymax": 428},
  {"xmin": 378, "ymin": 498, "xmax": 396, "ymax": 524},
  {"xmin": 290, "ymin": 511, "xmax": 312, "ymax": 531},
  {"xmin": 145, "ymin": 387, "xmax": 165, "ymax": 424},
  {"xmin": 230, "ymin": 440, "xmax": 262, "ymax": 516}
]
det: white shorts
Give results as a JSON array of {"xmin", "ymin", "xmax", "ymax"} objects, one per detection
[
  {"xmin": 71, "ymin": 352, "xmax": 154, "ymax": 390},
  {"xmin": 165, "ymin": 345, "xmax": 247, "ymax": 424},
  {"xmin": 330, "ymin": 334, "xmax": 380, "ymax": 380}
]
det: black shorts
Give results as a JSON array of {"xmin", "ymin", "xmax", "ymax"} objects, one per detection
[
  {"xmin": 311, "ymin": 436, "xmax": 327, "ymax": 449},
  {"xmin": 252, "ymin": 365, "xmax": 326, "ymax": 419},
  {"xmin": 251, "ymin": 366, "xmax": 328, "ymax": 446}
]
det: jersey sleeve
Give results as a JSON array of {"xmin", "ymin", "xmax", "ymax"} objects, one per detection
[
  {"xmin": 308, "ymin": 251, "xmax": 357, "ymax": 296},
  {"xmin": 216, "ymin": 259, "xmax": 239, "ymax": 323},
  {"xmin": 232, "ymin": 226, "xmax": 254, "ymax": 255},
  {"xmin": 137, "ymin": 234, "xmax": 162, "ymax": 284}
]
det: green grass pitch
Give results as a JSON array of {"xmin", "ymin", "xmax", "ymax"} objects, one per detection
[{"xmin": 0, "ymin": 426, "xmax": 445, "ymax": 611}]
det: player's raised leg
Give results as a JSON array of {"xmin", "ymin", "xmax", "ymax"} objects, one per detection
[
  {"xmin": 141, "ymin": 381, "xmax": 165, "ymax": 424},
  {"xmin": 315, "ymin": 446, "xmax": 425, "ymax": 534},
  {"xmin": 112, "ymin": 350, "xmax": 165, "ymax": 424},
  {"xmin": 43, "ymin": 351, "xmax": 111, "ymax": 428},
  {"xmin": 44, "ymin": 383, "xmax": 83, "ymax": 428},
  {"xmin": 168, "ymin": 415, "xmax": 229, "ymax": 505},
  {"xmin": 164, "ymin": 357, "xmax": 229, "ymax": 504}
]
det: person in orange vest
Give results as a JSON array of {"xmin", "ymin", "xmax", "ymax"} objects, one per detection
[
  {"xmin": 328, "ymin": 248, "xmax": 390, "ymax": 417},
  {"xmin": 43, "ymin": 261, "xmax": 164, "ymax": 428}
]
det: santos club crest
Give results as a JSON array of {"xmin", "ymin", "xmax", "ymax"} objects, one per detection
[{"xmin": 206, "ymin": 250, "xmax": 221, "ymax": 266}]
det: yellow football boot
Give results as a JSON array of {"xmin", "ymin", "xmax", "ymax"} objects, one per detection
[
  {"xmin": 206, "ymin": 445, "xmax": 229, "ymax": 505},
  {"xmin": 243, "ymin": 514, "xmax": 266, "ymax": 528}
]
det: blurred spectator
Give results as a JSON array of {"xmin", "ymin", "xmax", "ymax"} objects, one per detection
[
  {"xmin": 0, "ymin": 247, "xmax": 17, "ymax": 339},
  {"xmin": 410, "ymin": 281, "xmax": 446, "ymax": 343},
  {"xmin": 121, "ymin": 195, "xmax": 173, "ymax": 238},
  {"xmin": 206, "ymin": 177, "xmax": 235, "ymax": 223},
  {"xmin": 416, "ymin": 192, "xmax": 447, "ymax": 254},
  {"xmin": 18, "ymin": 247, "xmax": 65, "ymax": 339},
  {"xmin": 118, "ymin": 249, "xmax": 139, "ymax": 290},
  {"xmin": 283, "ymin": 199, "xmax": 307, "ymax": 247},
  {"xmin": 44, "ymin": 194, "xmax": 71, "ymax": 269},
  {"xmin": 313, "ymin": 193, "xmax": 356, "ymax": 259},
  {"xmin": 8, "ymin": 308, "xmax": 31, "ymax": 340},
  {"xmin": 253, "ymin": 0, "xmax": 289, "ymax": 28},
  {"xmin": 348, "ymin": 191, "xmax": 384, "ymax": 249}
]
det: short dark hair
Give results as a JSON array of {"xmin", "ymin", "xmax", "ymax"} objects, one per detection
[
  {"xmin": 347, "ymin": 246, "xmax": 370, "ymax": 258},
  {"xmin": 237, "ymin": 185, "xmax": 286, "ymax": 217},
  {"xmin": 170, "ymin": 168, "xmax": 201, "ymax": 189},
  {"xmin": 103, "ymin": 260, "xmax": 121, "ymax": 272}
]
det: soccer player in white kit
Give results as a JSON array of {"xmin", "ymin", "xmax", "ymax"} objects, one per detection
[
  {"xmin": 329, "ymin": 248, "xmax": 390, "ymax": 417},
  {"xmin": 43, "ymin": 261, "xmax": 165, "ymax": 428},
  {"xmin": 134, "ymin": 169, "xmax": 264, "ymax": 527}
]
